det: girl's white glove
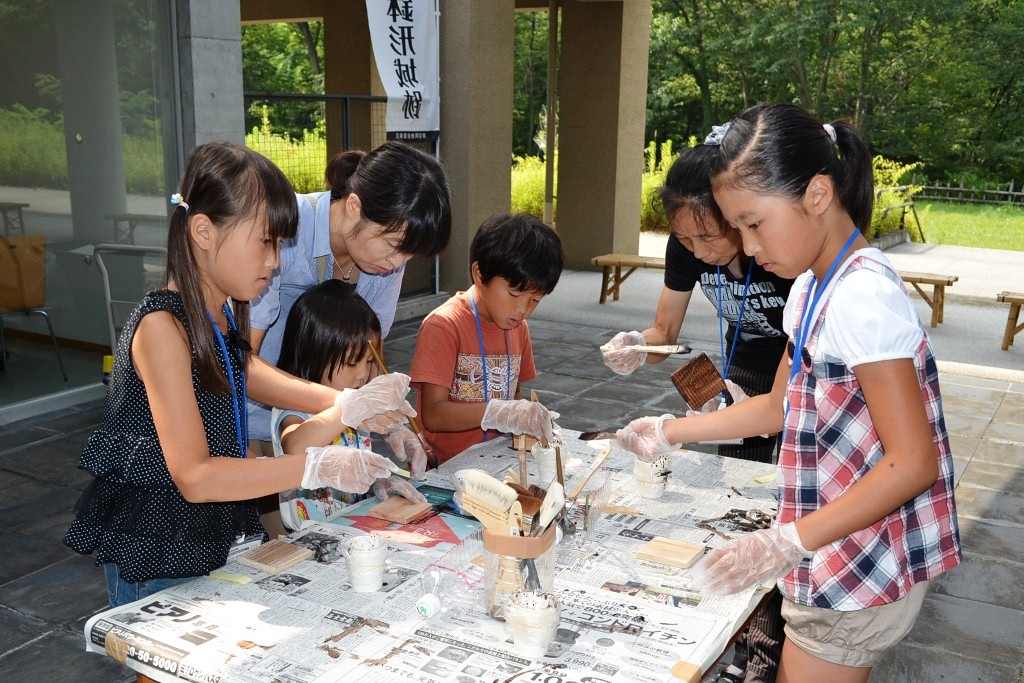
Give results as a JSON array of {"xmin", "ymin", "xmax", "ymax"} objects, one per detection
[
  {"xmin": 691, "ymin": 522, "xmax": 812, "ymax": 595},
  {"xmin": 614, "ymin": 414, "xmax": 680, "ymax": 461},
  {"xmin": 480, "ymin": 399, "xmax": 559, "ymax": 444},
  {"xmin": 336, "ymin": 373, "xmax": 415, "ymax": 429},
  {"xmin": 383, "ymin": 425, "xmax": 429, "ymax": 480},
  {"xmin": 302, "ymin": 445, "xmax": 398, "ymax": 493},
  {"xmin": 371, "ymin": 475, "xmax": 428, "ymax": 504},
  {"xmin": 601, "ymin": 331, "xmax": 647, "ymax": 375}
]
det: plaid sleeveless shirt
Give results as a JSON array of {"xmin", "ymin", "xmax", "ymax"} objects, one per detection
[{"xmin": 778, "ymin": 255, "xmax": 961, "ymax": 610}]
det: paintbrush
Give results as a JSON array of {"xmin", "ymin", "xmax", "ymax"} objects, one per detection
[
  {"xmin": 529, "ymin": 389, "xmax": 550, "ymax": 448},
  {"xmin": 598, "ymin": 342, "xmax": 692, "ymax": 355},
  {"xmin": 554, "ymin": 444, "xmax": 564, "ymax": 487},
  {"xmin": 365, "ymin": 341, "xmax": 439, "ymax": 470},
  {"xmin": 521, "ymin": 482, "xmax": 565, "ymax": 591},
  {"xmin": 567, "ymin": 444, "xmax": 613, "ymax": 500},
  {"xmin": 454, "ymin": 470, "xmax": 518, "ymax": 534}
]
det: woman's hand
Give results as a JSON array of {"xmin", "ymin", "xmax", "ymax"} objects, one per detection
[
  {"xmin": 336, "ymin": 373, "xmax": 415, "ymax": 429},
  {"xmin": 614, "ymin": 414, "xmax": 679, "ymax": 461},
  {"xmin": 371, "ymin": 475, "xmax": 428, "ymax": 504},
  {"xmin": 691, "ymin": 523, "xmax": 812, "ymax": 595},
  {"xmin": 302, "ymin": 445, "xmax": 398, "ymax": 493},
  {"xmin": 601, "ymin": 331, "xmax": 647, "ymax": 375}
]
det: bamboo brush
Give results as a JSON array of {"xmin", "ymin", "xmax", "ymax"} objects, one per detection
[
  {"xmin": 567, "ymin": 444, "xmax": 613, "ymax": 500},
  {"xmin": 454, "ymin": 470, "xmax": 518, "ymax": 534},
  {"xmin": 366, "ymin": 341, "xmax": 438, "ymax": 470}
]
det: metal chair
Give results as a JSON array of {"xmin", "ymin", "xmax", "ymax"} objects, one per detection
[{"xmin": 93, "ymin": 244, "xmax": 168, "ymax": 353}]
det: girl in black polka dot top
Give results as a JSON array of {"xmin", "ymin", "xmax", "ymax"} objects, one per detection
[{"xmin": 65, "ymin": 142, "xmax": 414, "ymax": 607}]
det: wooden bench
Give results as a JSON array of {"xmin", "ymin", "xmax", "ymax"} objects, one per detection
[
  {"xmin": 899, "ymin": 271, "xmax": 958, "ymax": 328},
  {"xmin": 592, "ymin": 253, "xmax": 666, "ymax": 304},
  {"xmin": 997, "ymin": 291, "xmax": 1024, "ymax": 350}
]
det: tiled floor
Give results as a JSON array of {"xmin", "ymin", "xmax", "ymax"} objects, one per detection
[{"xmin": 1, "ymin": 316, "xmax": 1022, "ymax": 681}]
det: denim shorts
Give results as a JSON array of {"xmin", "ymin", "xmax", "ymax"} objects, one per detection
[{"xmin": 103, "ymin": 563, "xmax": 191, "ymax": 608}]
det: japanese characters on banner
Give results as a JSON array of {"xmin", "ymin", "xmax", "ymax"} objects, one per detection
[{"xmin": 366, "ymin": 0, "xmax": 440, "ymax": 142}]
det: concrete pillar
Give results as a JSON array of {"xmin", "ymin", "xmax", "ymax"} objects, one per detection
[
  {"xmin": 323, "ymin": 2, "xmax": 376, "ymax": 153},
  {"xmin": 54, "ymin": 0, "xmax": 126, "ymax": 241},
  {"xmin": 556, "ymin": 0, "xmax": 651, "ymax": 269},
  {"xmin": 177, "ymin": 0, "xmax": 246, "ymax": 148},
  {"xmin": 438, "ymin": 1, "xmax": 516, "ymax": 292}
]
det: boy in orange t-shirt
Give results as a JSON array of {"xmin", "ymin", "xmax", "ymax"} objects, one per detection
[{"xmin": 411, "ymin": 213, "xmax": 564, "ymax": 463}]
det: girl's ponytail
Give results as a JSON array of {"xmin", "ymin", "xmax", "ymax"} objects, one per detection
[{"xmin": 830, "ymin": 120, "xmax": 874, "ymax": 233}]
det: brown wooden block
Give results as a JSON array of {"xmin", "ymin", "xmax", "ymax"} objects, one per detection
[
  {"xmin": 367, "ymin": 496, "xmax": 433, "ymax": 524},
  {"xmin": 670, "ymin": 352, "xmax": 726, "ymax": 409},
  {"xmin": 237, "ymin": 539, "xmax": 313, "ymax": 573},
  {"xmin": 635, "ymin": 537, "xmax": 706, "ymax": 569}
]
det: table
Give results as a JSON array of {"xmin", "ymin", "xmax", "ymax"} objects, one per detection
[
  {"xmin": 0, "ymin": 201, "xmax": 29, "ymax": 236},
  {"xmin": 82, "ymin": 431, "xmax": 778, "ymax": 682},
  {"xmin": 106, "ymin": 212, "xmax": 165, "ymax": 244}
]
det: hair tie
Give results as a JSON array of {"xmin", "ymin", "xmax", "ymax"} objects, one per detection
[
  {"xmin": 823, "ymin": 123, "xmax": 837, "ymax": 143},
  {"xmin": 704, "ymin": 122, "xmax": 732, "ymax": 146},
  {"xmin": 170, "ymin": 192, "xmax": 190, "ymax": 212}
]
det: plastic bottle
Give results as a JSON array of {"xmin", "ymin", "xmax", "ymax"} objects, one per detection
[{"xmin": 415, "ymin": 565, "xmax": 483, "ymax": 618}]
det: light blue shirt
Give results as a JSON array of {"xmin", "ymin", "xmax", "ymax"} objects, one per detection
[{"xmin": 248, "ymin": 191, "xmax": 405, "ymax": 441}]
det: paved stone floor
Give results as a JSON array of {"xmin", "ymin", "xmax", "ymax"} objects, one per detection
[{"xmin": 1, "ymin": 315, "xmax": 1022, "ymax": 681}]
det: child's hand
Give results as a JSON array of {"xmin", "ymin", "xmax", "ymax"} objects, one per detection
[
  {"xmin": 480, "ymin": 399, "xmax": 559, "ymax": 444},
  {"xmin": 614, "ymin": 414, "xmax": 679, "ymax": 461},
  {"xmin": 337, "ymin": 373, "xmax": 415, "ymax": 428},
  {"xmin": 360, "ymin": 409, "xmax": 412, "ymax": 435},
  {"xmin": 601, "ymin": 331, "xmax": 647, "ymax": 375},
  {"xmin": 691, "ymin": 523, "xmax": 812, "ymax": 595},
  {"xmin": 302, "ymin": 445, "xmax": 398, "ymax": 493},
  {"xmin": 383, "ymin": 426, "xmax": 428, "ymax": 480},
  {"xmin": 371, "ymin": 475, "xmax": 428, "ymax": 504}
]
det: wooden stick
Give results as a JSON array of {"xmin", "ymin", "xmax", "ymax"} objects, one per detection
[
  {"xmin": 529, "ymin": 389, "xmax": 549, "ymax": 448},
  {"xmin": 518, "ymin": 435, "xmax": 529, "ymax": 486},
  {"xmin": 598, "ymin": 343, "xmax": 692, "ymax": 355},
  {"xmin": 567, "ymin": 444, "xmax": 613, "ymax": 500},
  {"xmin": 554, "ymin": 444, "xmax": 564, "ymax": 487},
  {"xmin": 366, "ymin": 341, "xmax": 438, "ymax": 470}
]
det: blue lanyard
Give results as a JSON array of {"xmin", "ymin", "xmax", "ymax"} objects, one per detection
[
  {"xmin": 207, "ymin": 304, "xmax": 247, "ymax": 457},
  {"xmin": 716, "ymin": 262, "xmax": 754, "ymax": 393},
  {"xmin": 469, "ymin": 290, "xmax": 511, "ymax": 442},
  {"xmin": 788, "ymin": 230, "xmax": 860, "ymax": 384}
]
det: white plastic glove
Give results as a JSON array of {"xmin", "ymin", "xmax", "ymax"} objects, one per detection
[
  {"xmin": 359, "ymin": 409, "xmax": 411, "ymax": 435},
  {"xmin": 614, "ymin": 414, "xmax": 680, "ymax": 462},
  {"xmin": 302, "ymin": 445, "xmax": 398, "ymax": 493},
  {"xmin": 336, "ymin": 373, "xmax": 415, "ymax": 429},
  {"xmin": 480, "ymin": 399, "xmax": 559, "ymax": 444},
  {"xmin": 685, "ymin": 380, "xmax": 748, "ymax": 417},
  {"xmin": 384, "ymin": 425, "xmax": 429, "ymax": 480},
  {"xmin": 601, "ymin": 331, "xmax": 647, "ymax": 375},
  {"xmin": 691, "ymin": 522, "xmax": 812, "ymax": 595},
  {"xmin": 371, "ymin": 475, "xmax": 427, "ymax": 504}
]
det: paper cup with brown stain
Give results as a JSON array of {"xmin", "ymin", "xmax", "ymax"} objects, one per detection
[
  {"xmin": 503, "ymin": 590, "xmax": 561, "ymax": 658},
  {"xmin": 345, "ymin": 534, "xmax": 388, "ymax": 592},
  {"xmin": 633, "ymin": 453, "xmax": 671, "ymax": 499}
]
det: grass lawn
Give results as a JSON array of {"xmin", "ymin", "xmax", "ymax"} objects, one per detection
[{"xmin": 916, "ymin": 201, "xmax": 1024, "ymax": 251}]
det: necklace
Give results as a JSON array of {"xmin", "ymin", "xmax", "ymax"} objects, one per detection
[{"xmin": 338, "ymin": 258, "xmax": 356, "ymax": 282}]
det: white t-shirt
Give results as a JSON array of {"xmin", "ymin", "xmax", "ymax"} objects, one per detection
[{"xmin": 783, "ymin": 248, "xmax": 924, "ymax": 369}]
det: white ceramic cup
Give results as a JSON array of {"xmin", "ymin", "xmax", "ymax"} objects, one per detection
[
  {"xmin": 531, "ymin": 444, "xmax": 557, "ymax": 486},
  {"xmin": 504, "ymin": 590, "xmax": 561, "ymax": 658},
  {"xmin": 345, "ymin": 534, "xmax": 388, "ymax": 592},
  {"xmin": 633, "ymin": 454, "xmax": 670, "ymax": 499}
]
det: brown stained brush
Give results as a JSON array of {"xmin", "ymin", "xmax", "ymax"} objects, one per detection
[
  {"xmin": 366, "ymin": 341, "xmax": 438, "ymax": 470},
  {"xmin": 670, "ymin": 352, "xmax": 727, "ymax": 410}
]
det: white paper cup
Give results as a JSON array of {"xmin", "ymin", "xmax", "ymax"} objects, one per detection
[
  {"xmin": 531, "ymin": 444, "xmax": 557, "ymax": 485},
  {"xmin": 345, "ymin": 534, "xmax": 388, "ymax": 592},
  {"xmin": 633, "ymin": 455, "xmax": 670, "ymax": 499},
  {"xmin": 504, "ymin": 591, "xmax": 561, "ymax": 658}
]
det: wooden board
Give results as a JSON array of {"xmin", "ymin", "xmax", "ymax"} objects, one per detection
[
  {"xmin": 237, "ymin": 539, "xmax": 312, "ymax": 573},
  {"xmin": 367, "ymin": 496, "xmax": 433, "ymax": 524},
  {"xmin": 635, "ymin": 537, "xmax": 706, "ymax": 569}
]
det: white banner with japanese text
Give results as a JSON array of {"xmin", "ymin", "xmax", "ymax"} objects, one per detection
[{"xmin": 366, "ymin": 0, "xmax": 440, "ymax": 142}]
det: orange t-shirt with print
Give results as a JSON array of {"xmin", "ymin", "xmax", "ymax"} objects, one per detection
[{"xmin": 410, "ymin": 290, "xmax": 537, "ymax": 463}]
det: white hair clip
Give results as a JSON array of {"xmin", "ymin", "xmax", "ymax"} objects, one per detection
[
  {"xmin": 823, "ymin": 123, "xmax": 837, "ymax": 143},
  {"xmin": 704, "ymin": 122, "xmax": 732, "ymax": 146},
  {"xmin": 170, "ymin": 192, "xmax": 190, "ymax": 212}
]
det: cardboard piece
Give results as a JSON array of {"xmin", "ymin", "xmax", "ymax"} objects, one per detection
[
  {"xmin": 635, "ymin": 537, "xmax": 706, "ymax": 569},
  {"xmin": 367, "ymin": 496, "xmax": 433, "ymax": 524},
  {"xmin": 0, "ymin": 234, "xmax": 46, "ymax": 311},
  {"xmin": 237, "ymin": 539, "xmax": 312, "ymax": 573}
]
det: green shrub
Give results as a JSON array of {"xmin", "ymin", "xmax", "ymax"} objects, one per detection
[
  {"xmin": 0, "ymin": 105, "xmax": 67, "ymax": 189},
  {"xmin": 245, "ymin": 106, "xmax": 327, "ymax": 193},
  {"xmin": 511, "ymin": 154, "xmax": 549, "ymax": 219},
  {"xmin": 641, "ymin": 138, "xmax": 675, "ymax": 232},
  {"xmin": 871, "ymin": 155, "xmax": 923, "ymax": 241}
]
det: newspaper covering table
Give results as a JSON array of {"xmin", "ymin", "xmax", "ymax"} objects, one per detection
[{"xmin": 83, "ymin": 430, "xmax": 778, "ymax": 683}]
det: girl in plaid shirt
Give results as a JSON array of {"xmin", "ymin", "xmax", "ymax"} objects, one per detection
[{"xmin": 616, "ymin": 104, "xmax": 960, "ymax": 682}]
